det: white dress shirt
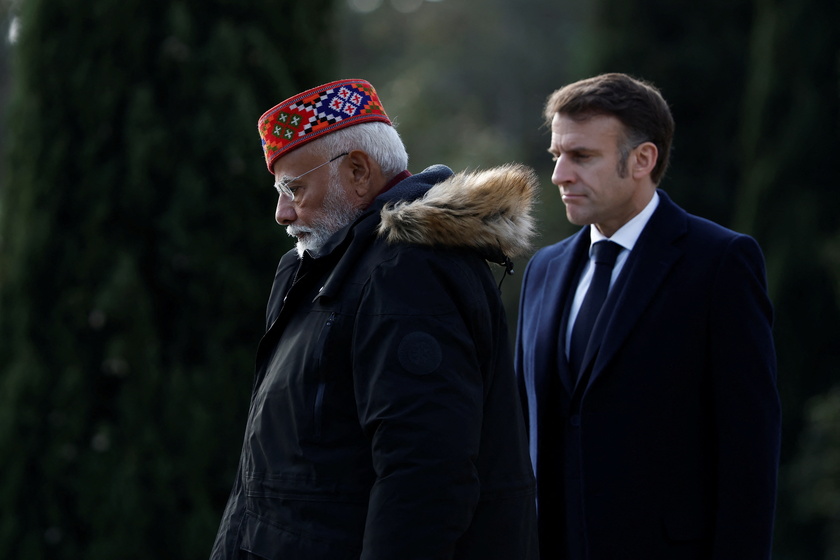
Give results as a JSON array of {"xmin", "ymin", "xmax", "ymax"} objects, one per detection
[{"xmin": 565, "ymin": 191, "xmax": 661, "ymax": 357}]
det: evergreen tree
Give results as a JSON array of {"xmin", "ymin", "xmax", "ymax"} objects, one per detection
[
  {"xmin": 735, "ymin": 0, "xmax": 840, "ymax": 557},
  {"xmin": 0, "ymin": 0, "xmax": 335, "ymax": 558}
]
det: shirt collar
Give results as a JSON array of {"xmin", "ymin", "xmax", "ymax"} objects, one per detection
[{"xmin": 589, "ymin": 190, "xmax": 660, "ymax": 252}]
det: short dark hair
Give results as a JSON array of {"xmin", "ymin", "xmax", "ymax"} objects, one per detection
[{"xmin": 544, "ymin": 73, "xmax": 675, "ymax": 184}]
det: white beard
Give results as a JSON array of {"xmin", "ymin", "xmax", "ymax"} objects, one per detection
[{"xmin": 286, "ymin": 173, "xmax": 363, "ymax": 259}]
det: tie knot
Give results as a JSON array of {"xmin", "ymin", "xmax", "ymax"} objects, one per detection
[{"xmin": 591, "ymin": 240, "xmax": 622, "ymax": 266}]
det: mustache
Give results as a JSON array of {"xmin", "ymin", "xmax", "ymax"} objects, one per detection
[{"xmin": 286, "ymin": 225, "xmax": 312, "ymax": 237}]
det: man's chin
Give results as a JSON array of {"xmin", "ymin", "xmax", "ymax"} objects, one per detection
[
  {"xmin": 293, "ymin": 239, "xmax": 309, "ymax": 258},
  {"xmin": 286, "ymin": 229, "xmax": 310, "ymax": 258},
  {"xmin": 294, "ymin": 236, "xmax": 325, "ymax": 259}
]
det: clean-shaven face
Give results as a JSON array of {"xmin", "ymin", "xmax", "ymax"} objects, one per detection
[{"xmin": 549, "ymin": 113, "xmax": 649, "ymax": 237}]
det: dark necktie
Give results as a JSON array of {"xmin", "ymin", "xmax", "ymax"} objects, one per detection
[{"xmin": 568, "ymin": 240, "xmax": 622, "ymax": 378}]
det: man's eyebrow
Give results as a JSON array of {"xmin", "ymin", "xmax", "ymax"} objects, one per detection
[
  {"xmin": 274, "ymin": 174, "xmax": 297, "ymax": 185},
  {"xmin": 548, "ymin": 145, "xmax": 590, "ymax": 155},
  {"xmin": 554, "ymin": 142, "xmax": 598, "ymax": 153}
]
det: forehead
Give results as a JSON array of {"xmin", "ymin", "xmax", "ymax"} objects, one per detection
[
  {"xmin": 271, "ymin": 143, "xmax": 321, "ymax": 179},
  {"xmin": 550, "ymin": 113, "xmax": 624, "ymax": 151}
]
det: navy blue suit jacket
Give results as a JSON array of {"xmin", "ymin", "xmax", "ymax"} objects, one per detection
[{"xmin": 515, "ymin": 191, "xmax": 781, "ymax": 559}]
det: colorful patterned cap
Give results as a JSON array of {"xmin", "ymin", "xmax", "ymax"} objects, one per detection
[{"xmin": 258, "ymin": 79, "xmax": 393, "ymax": 173}]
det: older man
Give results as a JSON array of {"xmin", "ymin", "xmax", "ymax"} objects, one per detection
[{"xmin": 210, "ymin": 79, "xmax": 539, "ymax": 560}]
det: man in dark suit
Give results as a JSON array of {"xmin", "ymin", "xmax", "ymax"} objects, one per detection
[{"xmin": 515, "ymin": 73, "xmax": 781, "ymax": 560}]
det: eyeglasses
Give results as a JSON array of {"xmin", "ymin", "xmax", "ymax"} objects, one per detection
[{"xmin": 274, "ymin": 152, "xmax": 349, "ymax": 201}]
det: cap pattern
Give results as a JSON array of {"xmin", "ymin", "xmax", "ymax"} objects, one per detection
[{"xmin": 258, "ymin": 79, "xmax": 392, "ymax": 172}]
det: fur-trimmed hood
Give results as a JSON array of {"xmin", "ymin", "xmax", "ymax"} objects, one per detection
[{"xmin": 377, "ymin": 163, "xmax": 539, "ymax": 261}]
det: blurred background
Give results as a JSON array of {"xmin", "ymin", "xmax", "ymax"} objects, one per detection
[{"xmin": 0, "ymin": 0, "xmax": 837, "ymax": 558}]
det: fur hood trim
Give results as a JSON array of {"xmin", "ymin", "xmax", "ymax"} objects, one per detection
[{"xmin": 377, "ymin": 163, "xmax": 538, "ymax": 259}]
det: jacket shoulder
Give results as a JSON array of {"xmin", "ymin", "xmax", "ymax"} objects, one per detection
[{"xmin": 524, "ymin": 228, "xmax": 585, "ymax": 276}]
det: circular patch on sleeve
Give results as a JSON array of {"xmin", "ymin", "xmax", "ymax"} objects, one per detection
[{"xmin": 397, "ymin": 331, "xmax": 443, "ymax": 375}]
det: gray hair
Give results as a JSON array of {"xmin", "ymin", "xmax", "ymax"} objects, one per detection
[{"xmin": 309, "ymin": 121, "xmax": 409, "ymax": 178}]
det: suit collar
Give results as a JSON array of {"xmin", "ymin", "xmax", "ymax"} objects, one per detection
[
  {"xmin": 583, "ymin": 190, "xmax": 688, "ymax": 389},
  {"xmin": 531, "ymin": 228, "xmax": 590, "ymax": 395}
]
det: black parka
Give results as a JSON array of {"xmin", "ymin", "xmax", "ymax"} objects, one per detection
[{"xmin": 211, "ymin": 165, "xmax": 539, "ymax": 560}]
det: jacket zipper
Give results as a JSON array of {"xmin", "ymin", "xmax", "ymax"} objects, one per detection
[{"xmin": 313, "ymin": 312, "xmax": 336, "ymax": 439}]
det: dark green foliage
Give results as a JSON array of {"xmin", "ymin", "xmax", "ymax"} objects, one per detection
[
  {"xmin": 0, "ymin": 0, "xmax": 335, "ymax": 558},
  {"xmin": 789, "ymin": 386, "xmax": 840, "ymax": 559},
  {"xmin": 735, "ymin": 2, "xmax": 840, "ymax": 558}
]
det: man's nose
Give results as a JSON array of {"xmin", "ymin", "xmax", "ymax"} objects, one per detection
[
  {"xmin": 275, "ymin": 194, "xmax": 296, "ymax": 225},
  {"xmin": 551, "ymin": 156, "xmax": 575, "ymax": 186}
]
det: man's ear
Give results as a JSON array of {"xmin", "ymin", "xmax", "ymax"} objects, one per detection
[
  {"xmin": 344, "ymin": 150, "xmax": 375, "ymax": 197},
  {"xmin": 631, "ymin": 142, "xmax": 658, "ymax": 180}
]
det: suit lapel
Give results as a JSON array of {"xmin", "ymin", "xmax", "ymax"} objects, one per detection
[
  {"xmin": 583, "ymin": 192, "xmax": 688, "ymax": 389},
  {"xmin": 532, "ymin": 228, "xmax": 590, "ymax": 395}
]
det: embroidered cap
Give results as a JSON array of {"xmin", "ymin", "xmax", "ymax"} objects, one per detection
[{"xmin": 258, "ymin": 79, "xmax": 393, "ymax": 173}]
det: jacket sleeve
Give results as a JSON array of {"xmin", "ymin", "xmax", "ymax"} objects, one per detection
[
  {"xmin": 351, "ymin": 249, "xmax": 491, "ymax": 559},
  {"xmin": 709, "ymin": 234, "xmax": 781, "ymax": 559}
]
